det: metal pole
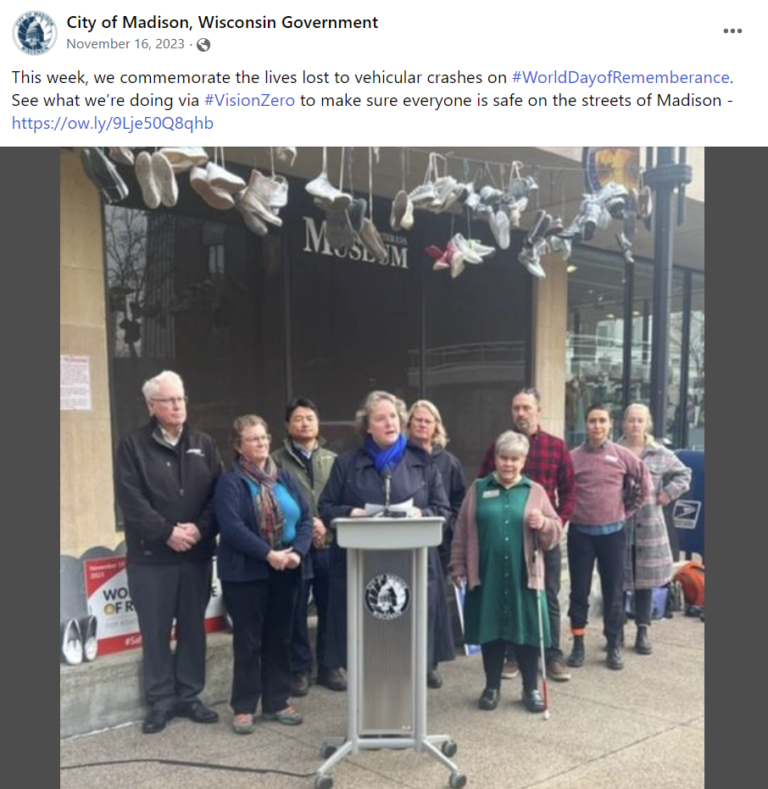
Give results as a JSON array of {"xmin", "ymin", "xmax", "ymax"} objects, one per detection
[{"xmin": 643, "ymin": 148, "xmax": 692, "ymax": 440}]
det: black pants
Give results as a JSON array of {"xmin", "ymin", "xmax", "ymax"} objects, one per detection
[
  {"xmin": 633, "ymin": 589, "xmax": 653, "ymax": 626},
  {"xmin": 127, "ymin": 560, "xmax": 212, "ymax": 712},
  {"xmin": 290, "ymin": 547, "xmax": 331, "ymax": 674},
  {"xmin": 567, "ymin": 526, "xmax": 627, "ymax": 637},
  {"xmin": 222, "ymin": 570, "xmax": 300, "ymax": 715},
  {"xmin": 482, "ymin": 640, "xmax": 540, "ymax": 692}
]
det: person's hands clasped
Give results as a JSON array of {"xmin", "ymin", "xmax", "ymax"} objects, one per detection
[
  {"xmin": 451, "ymin": 574, "xmax": 467, "ymax": 589},
  {"xmin": 657, "ymin": 491, "xmax": 672, "ymax": 506},
  {"xmin": 166, "ymin": 524, "xmax": 198, "ymax": 552},
  {"xmin": 312, "ymin": 517, "xmax": 327, "ymax": 549},
  {"xmin": 267, "ymin": 549, "xmax": 302, "ymax": 571}
]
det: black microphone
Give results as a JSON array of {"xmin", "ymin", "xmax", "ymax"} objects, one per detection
[{"xmin": 383, "ymin": 471, "xmax": 392, "ymax": 515}]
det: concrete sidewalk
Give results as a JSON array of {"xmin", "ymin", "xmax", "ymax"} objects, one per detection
[{"xmin": 60, "ymin": 612, "xmax": 704, "ymax": 789}]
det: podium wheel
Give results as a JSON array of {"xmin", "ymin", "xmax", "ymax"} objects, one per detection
[
  {"xmin": 449, "ymin": 773, "xmax": 467, "ymax": 788},
  {"xmin": 321, "ymin": 744, "xmax": 338, "ymax": 759},
  {"xmin": 315, "ymin": 775, "xmax": 333, "ymax": 789},
  {"xmin": 441, "ymin": 740, "xmax": 458, "ymax": 758}
]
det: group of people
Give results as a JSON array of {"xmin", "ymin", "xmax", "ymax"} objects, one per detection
[{"xmin": 115, "ymin": 371, "xmax": 691, "ymax": 735}]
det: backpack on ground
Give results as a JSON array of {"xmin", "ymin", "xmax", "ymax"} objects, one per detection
[{"xmin": 673, "ymin": 561, "xmax": 705, "ymax": 607}]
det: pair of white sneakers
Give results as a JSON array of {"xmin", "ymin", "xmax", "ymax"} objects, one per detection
[
  {"xmin": 136, "ymin": 151, "xmax": 179, "ymax": 209},
  {"xmin": 189, "ymin": 162, "xmax": 248, "ymax": 211},
  {"xmin": 60, "ymin": 616, "xmax": 98, "ymax": 666}
]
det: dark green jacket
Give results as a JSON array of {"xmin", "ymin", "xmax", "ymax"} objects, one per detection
[{"xmin": 272, "ymin": 438, "xmax": 337, "ymax": 546}]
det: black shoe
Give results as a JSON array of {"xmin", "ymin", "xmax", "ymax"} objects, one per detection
[
  {"xmin": 291, "ymin": 672, "xmax": 311, "ymax": 697},
  {"xmin": 478, "ymin": 688, "xmax": 500, "ymax": 711},
  {"xmin": 80, "ymin": 148, "xmax": 128, "ymax": 204},
  {"xmin": 427, "ymin": 668, "xmax": 443, "ymax": 689},
  {"xmin": 635, "ymin": 625, "xmax": 653, "ymax": 655},
  {"xmin": 317, "ymin": 668, "xmax": 347, "ymax": 692},
  {"xmin": 176, "ymin": 701, "xmax": 219, "ymax": 724},
  {"xmin": 567, "ymin": 635, "xmax": 585, "ymax": 668},
  {"xmin": 522, "ymin": 689, "xmax": 545, "ymax": 713},
  {"xmin": 142, "ymin": 708, "xmax": 173, "ymax": 734},
  {"xmin": 606, "ymin": 637, "xmax": 624, "ymax": 671}
]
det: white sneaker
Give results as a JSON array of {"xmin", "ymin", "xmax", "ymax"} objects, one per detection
[
  {"xmin": 276, "ymin": 147, "xmax": 297, "ymax": 166},
  {"xmin": 518, "ymin": 240, "xmax": 548, "ymax": 278},
  {"xmin": 190, "ymin": 166, "xmax": 235, "ymax": 210},
  {"xmin": 489, "ymin": 210, "xmax": 511, "ymax": 249},
  {"xmin": 135, "ymin": 151, "xmax": 161, "ymax": 209},
  {"xmin": 207, "ymin": 162, "xmax": 246, "ymax": 194},
  {"xmin": 151, "ymin": 151, "xmax": 178, "ymax": 208},
  {"xmin": 159, "ymin": 146, "xmax": 209, "ymax": 174},
  {"xmin": 235, "ymin": 194, "xmax": 269, "ymax": 236}
]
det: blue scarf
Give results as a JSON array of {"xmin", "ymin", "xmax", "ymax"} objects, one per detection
[{"xmin": 364, "ymin": 433, "xmax": 407, "ymax": 474}]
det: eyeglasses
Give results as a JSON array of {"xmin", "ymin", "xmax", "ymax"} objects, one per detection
[{"xmin": 152, "ymin": 396, "xmax": 188, "ymax": 406}]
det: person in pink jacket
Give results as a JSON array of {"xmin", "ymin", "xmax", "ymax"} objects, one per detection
[{"xmin": 450, "ymin": 431, "xmax": 561, "ymax": 713}]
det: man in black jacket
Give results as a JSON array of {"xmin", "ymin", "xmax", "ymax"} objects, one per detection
[{"xmin": 115, "ymin": 371, "xmax": 222, "ymax": 733}]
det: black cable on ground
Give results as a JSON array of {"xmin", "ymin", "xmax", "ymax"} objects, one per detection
[{"xmin": 60, "ymin": 757, "xmax": 317, "ymax": 778}]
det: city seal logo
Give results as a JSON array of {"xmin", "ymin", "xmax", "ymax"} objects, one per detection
[
  {"xmin": 365, "ymin": 573, "xmax": 410, "ymax": 621},
  {"xmin": 14, "ymin": 11, "xmax": 57, "ymax": 55}
]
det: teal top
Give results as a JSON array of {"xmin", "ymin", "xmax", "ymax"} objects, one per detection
[
  {"xmin": 463, "ymin": 474, "xmax": 550, "ymax": 647},
  {"xmin": 244, "ymin": 479, "xmax": 300, "ymax": 546}
]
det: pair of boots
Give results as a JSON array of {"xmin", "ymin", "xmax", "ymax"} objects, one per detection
[{"xmin": 567, "ymin": 632, "xmax": 626, "ymax": 671}]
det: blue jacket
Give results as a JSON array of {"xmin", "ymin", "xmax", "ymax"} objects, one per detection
[{"xmin": 214, "ymin": 464, "xmax": 313, "ymax": 582}]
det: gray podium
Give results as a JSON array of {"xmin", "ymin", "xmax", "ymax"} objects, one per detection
[{"xmin": 316, "ymin": 516, "xmax": 466, "ymax": 789}]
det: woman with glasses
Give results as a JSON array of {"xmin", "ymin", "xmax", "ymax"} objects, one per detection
[
  {"xmin": 214, "ymin": 415, "xmax": 313, "ymax": 733},
  {"xmin": 406, "ymin": 399, "xmax": 466, "ymax": 688},
  {"xmin": 319, "ymin": 391, "xmax": 453, "ymax": 687}
]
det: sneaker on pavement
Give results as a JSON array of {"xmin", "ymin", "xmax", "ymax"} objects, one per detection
[
  {"xmin": 500, "ymin": 658, "xmax": 519, "ymax": 680},
  {"xmin": 317, "ymin": 667, "xmax": 347, "ymax": 692},
  {"xmin": 547, "ymin": 656, "xmax": 571, "ymax": 682}
]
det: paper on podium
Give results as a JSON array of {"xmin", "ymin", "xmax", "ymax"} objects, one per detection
[{"xmin": 363, "ymin": 498, "xmax": 414, "ymax": 517}]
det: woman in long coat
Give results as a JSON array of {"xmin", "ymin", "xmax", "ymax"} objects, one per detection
[
  {"xmin": 319, "ymin": 391, "xmax": 455, "ymax": 681},
  {"xmin": 406, "ymin": 399, "xmax": 467, "ymax": 688},
  {"xmin": 619, "ymin": 403, "xmax": 692, "ymax": 655}
]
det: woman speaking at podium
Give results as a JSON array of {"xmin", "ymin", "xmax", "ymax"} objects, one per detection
[{"xmin": 319, "ymin": 391, "xmax": 455, "ymax": 685}]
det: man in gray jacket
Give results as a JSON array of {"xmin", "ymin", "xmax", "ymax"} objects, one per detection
[{"xmin": 272, "ymin": 398, "xmax": 345, "ymax": 694}]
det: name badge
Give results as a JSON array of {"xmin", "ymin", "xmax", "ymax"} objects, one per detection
[
  {"xmin": 482, "ymin": 489, "xmax": 500, "ymax": 498},
  {"xmin": 604, "ymin": 455, "xmax": 619, "ymax": 462}
]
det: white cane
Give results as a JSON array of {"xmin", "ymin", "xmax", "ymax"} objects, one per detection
[{"xmin": 532, "ymin": 530, "xmax": 550, "ymax": 720}]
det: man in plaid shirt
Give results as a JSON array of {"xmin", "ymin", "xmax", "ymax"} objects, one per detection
[{"xmin": 478, "ymin": 387, "xmax": 575, "ymax": 681}]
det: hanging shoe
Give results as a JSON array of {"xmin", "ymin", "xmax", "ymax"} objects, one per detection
[
  {"xmin": 325, "ymin": 205, "xmax": 356, "ymax": 250},
  {"xmin": 134, "ymin": 151, "xmax": 161, "ymax": 209},
  {"xmin": 348, "ymin": 198, "xmax": 367, "ymax": 234},
  {"xmin": 306, "ymin": 172, "xmax": 350, "ymax": 207},
  {"xmin": 206, "ymin": 162, "xmax": 246, "ymax": 194},
  {"xmin": 518, "ymin": 240, "xmax": 547, "ymax": 279},
  {"xmin": 234, "ymin": 193, "xmax": 269, "ymax": 236},
  {"xmin": 81, "ymin": 148, "xmax": 128, "ymax": 204},
  {"xmin": 390, "ymin": 189, "xmax": 409, "ymax": 231},
  {"xmin": 276, "ymin": 147, "xmax": 297, "ymax": 166},
  {"xmin": 150, "ymin": 151, "xmax": 178, "ymax": 208},
  {"xmin": 489, "ymin": 210, "xmax": 511, "ymax": 249},
  {"xmin": 359, "ymin": 218, "xmax": 388, "ymax": 263},
  {"xmin": 190, "ymin": 166, "xmax": 235, "ymax": 210},
  {"xmin": 159, "ymin": 146, "xmax": 209, "ymax": 174},
  {"xmin": 108, "ymin": 147, "xmax": 134, "ymax": 166}
]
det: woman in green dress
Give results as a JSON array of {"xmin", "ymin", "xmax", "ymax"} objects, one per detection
[{"xmin": 451, "ymin": 431, "xmax": 562, "ymax": 712}]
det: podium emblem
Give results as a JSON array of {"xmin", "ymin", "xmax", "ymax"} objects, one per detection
[{"xmin": 365, "ymin": 573, "xmax": 410, "ymax": 620}]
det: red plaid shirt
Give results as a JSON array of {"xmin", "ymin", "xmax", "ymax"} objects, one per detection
[{"xmin": 478, "ymin": 428, "xmax": 575, "ymax": 523}]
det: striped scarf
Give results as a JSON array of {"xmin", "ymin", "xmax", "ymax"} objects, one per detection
[{"xmin": 237, "ymin": 456, "xmax": 285, "ymax": 549}]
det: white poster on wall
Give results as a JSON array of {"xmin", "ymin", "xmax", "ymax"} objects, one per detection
[{"xmin": 60, "ymin": 354, "xmax": 92, "ymax": 411}]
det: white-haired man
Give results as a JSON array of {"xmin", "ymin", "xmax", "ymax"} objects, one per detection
[{"xmin": 115, "ymin": 371, "xmax": 222, "ymax": 733}]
